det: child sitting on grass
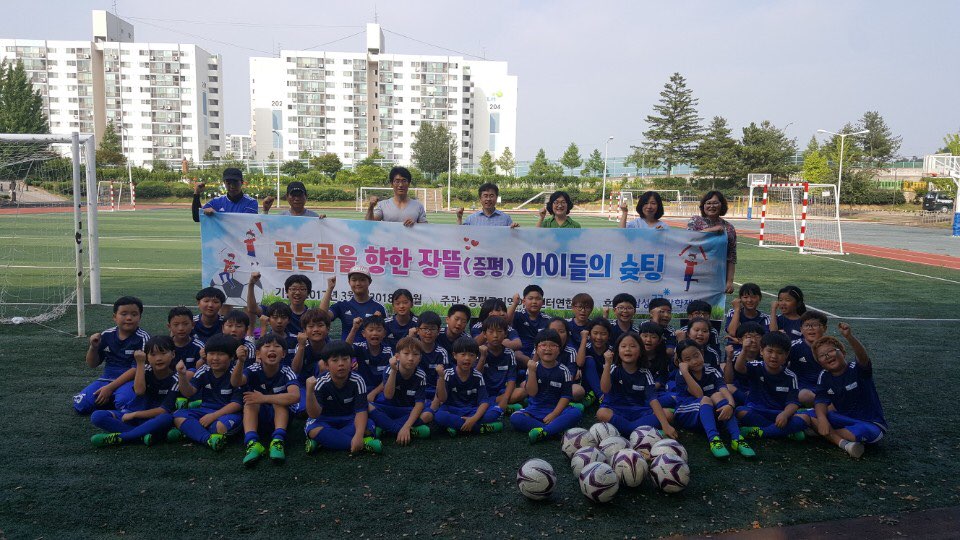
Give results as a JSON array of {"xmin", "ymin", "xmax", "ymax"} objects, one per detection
[
  {"xmin": 433, "ymin": 337, "xmax": 503, "ymax": 437},
  {"xmin": 369, "ymin": 337, "xmax": 431, "ymax": 444},
  {"xmin": 510, "ymin": 329, "xmax": 583, "ymax": 443},
  {"xmin": 734, "ymin": 332, "xmax": 807, "ymax": 442},
  {"xmin": 475, "ymin": 316, "xmax": 523, "ymax": 413},
  {"xmin": 595, "ymin": 332, "xmax": 673, "ymax": 436}
]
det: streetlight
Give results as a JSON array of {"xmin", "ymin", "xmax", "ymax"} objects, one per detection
[
  {"xmin": 447, "ymin": 136, "xmax": 455, "ymax": 211},
  {"xmin": 600, "ymin": 136, "xmax": 614, "ymax": 214},
  {"xmin": 271, "ymin": 129, "xmax": 282, "ymax": 200},
  {"xmin": 817, "ymin": 128, "xmax": 868, "ymax": 194}
]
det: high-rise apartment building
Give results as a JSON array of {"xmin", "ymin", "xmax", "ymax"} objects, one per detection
[
  {"xmin": 249, "ymin": 24, "xmax": 516, "ymax": 168},
  {"xmin": 0, "ymin": 10, "xmax": 223, "ymax": 166},
  {"xmin": 227, "ymin": 133, "xmax": 253, "ymax": 159}
]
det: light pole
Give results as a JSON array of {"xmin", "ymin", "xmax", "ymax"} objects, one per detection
[
  {"xmin": 600, "ymin": 136, "xmax": 614, "ymax": 214},
  {"xmin": 447, "ymin": 136, "xmax": 455, "ymax": 210},
  {"xmin": 817, "ymin": 128, "xmax": 868, "ymax": 194},
  {"xmin": 271, "ymin": 129, "xmax": 282, "ymax": 200}
]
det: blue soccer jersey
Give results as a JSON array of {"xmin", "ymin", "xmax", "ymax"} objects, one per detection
[
  {"xmin": 384, "ymin": 315, "xmax": 418, "ymax": 346},
  {"xmin": 97, "ymin": 326, "xmax": 151, "ymax": 379},
  {"xmin": 777, "ymin": 315, "xmax": 803, "ymax": 340},
  {"xmin": 436, "ymin": 329, "xmax": 466, "ymax": 357},
  {"xmin": 202, "ymin": 193, "xmax": 259, "ymax": 214},
  {"xmin": 352, "ymin": 342, "xmax": 393, "ymax": 389},
  {"xmin": 814, "ymin": 362, "xmax": 887, "ymax": 428},
  {"xmin": 480, "ymin": 347, "xmax": 517, "ymax": 396},
  {"xmin": 312, "ymin": 372, "xmax": 368, "ymax": 417},
  {"xmin": 239, "ymin": 337, "xmax": 256, "ymax": 366},
  {"xmin": 512, "ymin": 310, "xmax": 552, "ymax": 356},
  {"xmin": 566, "ymin": 318, "xmax": 591, "ymax": 349},
  {"xmin": 191, "ymin": 314, "xmax": 223, "ymax": 343},
  {"xmin": 442, "ymin": 368, "xmax": 489, "ymax": 408},
  {"xmin": 659, "ymin": 324, "xmax": 678, "ymax": 351},
  {"xmin": 724, "ymin": 309, "xmax": 771, "ymax": 346},
  {"xmin": 527, "ymin": 363, "xmax": 574, "ymax": 412},
  {"xmin": 189, "ymin": 365, "xmax": 242, "ymax": 408},
  {"xmin": 278, "ymin": 331, "xmax": 299, "ymax": 366},
  {"xmin": 674, "ymin": 366, "xmax": 726, "ymax": 400},
  {"xmin": 244, "ymin": 363, "xmax": 298, "ymax": 395},
  {"xmin": 609, "ymin": 320, "xmax": 637, "ymax": 344},
  {"xmin": 418, "ymin": 344, "xmax": 450, "ymax": 392},
  {"xmin": 133, "ymin": 365, "xmax": 180, "ymax": 412},
  {"xmin": 742, "ymin": 362, "xmax": 801, "ymax": 410},
  {"xmin": 558, "ymin": 345, "xmax": 579, "ymax": 375},
  {"xmin": 703, "ymin": 345, "xmax": 723, "ymax": 370},
  {"xmin": 605, "ymin": 365, "xmax": 657, "ymax": 408},
  {"xmin": 296, "ymin": 340, "xmax": 327, "ymax": 383},
  {"xmin": 378, "ymin": 366, "xmax": 428, "ymax": 407},
  {"xmin": 679, "ymin": 322, "xmax": 721, "ymax": 350},
  {"xmin": 469, "ymin": 321, "xmax": 521, "ymax": 342},
  {"xmin": 788, "ymin": 339, "xmax": 822, "ymax": 388},
  {"xmin": 174, "ymin": 337, "xmax": 205, "ymax": 371},
  {"xmin": 329, "ymin": 298, "xmax": 387, "ymax": 341}
]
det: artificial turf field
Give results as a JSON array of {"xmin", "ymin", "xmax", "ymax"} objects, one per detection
[{"xmin": 1, "ymin": 207, "xmax": 959, "ymax": 538}]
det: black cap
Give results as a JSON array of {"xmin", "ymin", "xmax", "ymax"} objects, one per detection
[
  {"xmin": 286, "ymin": 181, "xmax": 307, "ymax": 196},
  {"xmin": 222, "ymin": 168, "xmax": 243, "ymax": 182}
]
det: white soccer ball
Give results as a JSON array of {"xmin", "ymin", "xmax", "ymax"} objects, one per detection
[
  {"xmin": 517, "ymin": 458, "xmax": 557, "ymax": 501},
  {"xmin": 578, "ymin": 461, "xmax": 620, "ymax": 503},
  {"xmin": 11, "ymin": 316, "xmax": 25, "ymax": 325},
  {"xmin": 650, "ymin": 438, "xmax": 689, "ymax": 462},
  {"xmin": 561, "ymin": 427, "xmax": 596, "ymax": 459},
  {"xmin": 612, "ymin": 448, "xmax": 648, "ymax": 487},
  {"xmin": 629, "ymin": 426, "xmax": 662, "ymax": 460},
  {"xmin": 649, "ymin": 454, "xmax": 690, "ymax": 493},
  {"xmin": 570, "ymin": 446, "xmax": 604, "ymax": 476},
  {"xmin": 588, "ymin": 422, "xmax": 620, "ymax": 443},
  {"xmin": 598, "ymin": 435, "xmax": 629, "ymax": 463}
]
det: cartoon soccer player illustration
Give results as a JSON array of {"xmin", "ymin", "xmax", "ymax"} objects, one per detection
[
  {"xmin": 219, "ymin": 252, "xmax": 238, "ymax": 284},
  {"xmin": 678, "ymin": 245, "xmax": 708, "ymax": 292}
]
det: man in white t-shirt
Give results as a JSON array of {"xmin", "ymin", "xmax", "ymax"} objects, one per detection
[{"xmin": 365, "ymin": 166, "xmax": 427, "ymax": 227}]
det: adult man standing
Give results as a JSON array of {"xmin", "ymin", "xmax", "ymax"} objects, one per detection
[
  {"xmin": 457, "ymin": 182, "xmax": 519, "ymax": 228},
  {"xmin": 261, "ymin": 181, "xmax": 323, "ymax": 217},
  {"xmin": 191, "ymin": 167, "xmax": 259, "ymax": 222},
  {"xmin": 365, "ymin": 166, "xmax": 427, "ymax": 227}
]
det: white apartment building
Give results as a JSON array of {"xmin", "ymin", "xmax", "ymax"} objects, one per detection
[
  {"xmin": 227, "ymin": 133, "xmax": 253, "ymax": 159},
  {"xmin": 0, "ymin": 10, "xmax": 223, "ymax": 166},
  {"xmin": 249, "ymin": 23, "xmax": 517, "ymax": 168}
]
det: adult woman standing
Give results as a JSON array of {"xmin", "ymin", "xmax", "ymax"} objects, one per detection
[
  {"xmin": 619, "ymin": 191, "xmax": 668, "ymax": 230},
  {"xmin": 687, "ymin": 191, "xmax": 736, "ymax": 294},
  {"xmin": 537, "ymin": 191, "xmax": 581, "ymax": 228}
]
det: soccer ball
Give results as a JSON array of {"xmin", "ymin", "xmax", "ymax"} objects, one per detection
[
  {"xmin": 649, "ymin": 454, "xmax": 690, "ymax": 493},
  {"xmin": 612, "ymin": 448, "xmax": 648, "ymax": 487},
  {"xmin": 650, "ymin": 438, "xmax": 689, "ymax": 462},
  {"xmin": 629, "ymin": 426, "xmax": 662, "ymax": 460},
  {"xmin": 570, "ymin": 446, "xmax": 604, "ymax": 476},
  {"xmin": 588, "ymin": 422, "xmax": 620, "ymax": 443},
  {"xmin": 578, "ymin": 461, "xmax": 620, "ymax": 503},
  {"xmin": 561, "ymin": 427, "xmax": 596, "ymax": 459},
  {"xmin": 517, "ymin": 458, "xmax": 557, "ymax": 500},
  {"xmin": 598, "ymin": 435, "xmax": 629, "ymax": 463}
]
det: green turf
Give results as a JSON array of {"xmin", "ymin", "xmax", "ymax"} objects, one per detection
[{"xmin": 1, "ymin": 208, "xmax": 959, "ymax": 537}]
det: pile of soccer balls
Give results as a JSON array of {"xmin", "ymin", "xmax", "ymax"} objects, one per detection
[{"xmin": 517, "ymin": 423, "xmax": 690, "ymax": 503}]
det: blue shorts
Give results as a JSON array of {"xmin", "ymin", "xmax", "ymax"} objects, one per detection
[
  {"xmin": 305, "ymin": 415, "xmax": 375, "ymax": 434},
  {"xmin": 173, "ymin": 407, "xmax": 241, "ymax": 434},
  {"xmin": 797, "ymin": 409, "xmax": 886, "ymax": 444}
]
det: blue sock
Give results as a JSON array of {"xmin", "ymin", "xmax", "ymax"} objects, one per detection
[
  {"xmin": 272, "ymin": 428, "xmax": 287, "ymax": 441},
  {"xmin": 699, "ymin": 403, "xmax": 720, "ymax": 439},
  {"xmin": 118, "ymin": 414, "xmax": 174, "ymax": 442},
  {"xmin": 179, "ymin": 418, "xmax": 214, "ymax": 444},
  {"xmin": 244, "ymin": 431, "xmax": 258, "ymax": 445},
  {"xmin": 723, "ymin": 415, "xmax": 741, "ymax": 438},
  {"xmin": 509, "ymin": 411, "xmax": 544, "ymax": 433}
]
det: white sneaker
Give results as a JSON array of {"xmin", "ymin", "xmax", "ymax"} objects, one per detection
[{"xmin": 841, "ymin": 440, "xmax": 865, "ymax": 458}]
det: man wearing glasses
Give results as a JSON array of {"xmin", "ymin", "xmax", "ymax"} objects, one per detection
[
  {"xmin": 262, "ymin": 181, "xmax": 324, "ymax": 218},
  {"xmin": 365, "ymin": 167, "xmax": 427, "ymax": 227}
]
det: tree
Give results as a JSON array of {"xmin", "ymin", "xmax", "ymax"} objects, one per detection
[
  {"xmin": 0, "ymin": 60, "xmax": 49, "ymax": 134},
  {"xmin": 582, "ymin": 149, "xmax": 605, "ymax": 177},
  {"xmin": 855, "ymin": 111, "xmax": 901, "ymax": 165},
  {"xmin": 202, "ymin": 147, "xmax": 216, "ymax": 162},
  {"xmin": 738, "ymin": 121, "xmax": 798, "ymax": 179},
  {"xmin": 496, "ymin": 147, "xmax": 515, "ymax": 176},
  {"xmin": 310, "ymin": 153, "xmax": 342, "ymax": 177},
  {"xmin": 692, "ymin": 116, "xmax": 740, "ymax": 180},
  {"xmin": 527, "ymin": 148, "xmax": 562, "ymax": 177},
  {"xmin": 802, "ymin": 135, "xmax": 820, "ymax": 158},
  {"xmin": 559, "ymin": 142, "xmax": 582, "ymax": 174},
  {"xmin": 411, "ymin": 122, "xmax": 456, "ymax": 177},
  {"xmin": 478, "ymin": 151, "xmax": 496, "ymax": 177},
  {"xmin": 96, "ymin": 121, "xmax": 126, "ymax": 167},
  {"xmin": 802, "ymin": 149, "xmax": 831, "ymax": 183},
  {"xmin": 357, "ymin": 148, "xmax": 385, "ymax": 168},
  {"xmin": 624, "ymin": 143, "xmax": 658, "ymax": 176},
  {"xmin": 281, "ymin": 160, "xmax": 308, "ymax": 175},
  {"xmin": 820, "ymin": 123, "xmax": 864, "ymax": 178},
  {"xmin": 643, "ymin": 72, "xmax": 702, "ymax": 176},
  {"xmin": 943, "ymin": 133, "xmax": 960, "ymax": 155}
]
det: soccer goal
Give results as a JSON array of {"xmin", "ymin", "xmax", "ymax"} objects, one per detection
[
  {"xmin": 0, "ymin": 133, "xmax": 99, "ymax": 336},
  {"xmin": 97, "ymin": 181, "xmax": 124, "ymax": 211},
  {"xmin": 607, "ymin": 189, "xmax": 684, "ymax": 220},
  {"xmin": 759, "ymin": 182, "xmax": 843, "ymax": 254},
  {"xmin": 356, "ymin": 186, "xmax": 430, "ymax": 212}
]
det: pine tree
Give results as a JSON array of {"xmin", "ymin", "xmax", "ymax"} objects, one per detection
[
  {"xmin": 855, "ymin": 111, "xmax": 901, "ymax": 166},
  {"xmin": 643, "ymin": 72, "xmax": 702, "ymax": 176},
  {"xmin": 0, "ymin": 60, "xmax": 49, "ymax": 134},
  {"xmin": 528, "ymin": 148, "xmax": 561, "ymax": 177},
  {"xmin": 738, "ymin": 121, "xmax": 798, "ymax": 179},
  {"xmin": 96, "ymin": 121, "xmax": 126, "ymax": 167},
  {"xmin": 496, "ymin": 147, "xmax": 515, "ymax": 176},
  {"xmin": 559, "ymin": 142, "xmax": 582, "ymax": 174},
  {"xmin": 692, "ymin": 116, "xmax": 740, "ymax": 179},
  {"xmin": 583, "ymin": 149, "xmax": 605, "ymax": 177},
  {"xmin": 478, "ymin": 151, "xmax": 496, "ymax": 176}
]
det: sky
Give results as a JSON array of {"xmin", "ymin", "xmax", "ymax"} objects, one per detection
[{"xmin": 2, "ymin": 0, "xmax": 958, "ymax": 160}]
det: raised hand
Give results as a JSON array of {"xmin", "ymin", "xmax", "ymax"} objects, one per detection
[
  {"xmin": 133, "ymin": 350, "xmax": 146, "ymax": 364},
  {"xmin": 838, "ymin": 322, "xmax": 852, "ymax": 338}
]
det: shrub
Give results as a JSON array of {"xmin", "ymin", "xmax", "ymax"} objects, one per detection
[{"xmin": 133, "ymin": 180, "xmax": 172, "ymax": 198}]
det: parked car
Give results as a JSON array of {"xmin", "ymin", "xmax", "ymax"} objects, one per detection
[{"xmin": 923, "ymin": 191, "xmax": 955, "ymax": 212}]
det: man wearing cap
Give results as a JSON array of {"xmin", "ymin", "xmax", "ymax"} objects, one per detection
[
  {"xmin": 319, "ymin": 265, "xmax": 386, "ymax": 342},
  {"xmin": 365, "ymin": 166, "xmax": 427, "ymax": 227},
  {"xmin": 191, "ymin": 167, "xmax": 259, "ymax": 222},
  {"xmin": 261, "ymin": 182, "xmax": 324, "ymax": 218}
]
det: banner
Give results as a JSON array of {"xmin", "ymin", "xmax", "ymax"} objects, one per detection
[{"xmin": 200, "ymin": 214, "xmax": 728, "ymax": 314}]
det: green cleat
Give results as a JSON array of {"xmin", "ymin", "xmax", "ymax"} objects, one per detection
[
  {"xmin": 787, "ymin": 431, "xmax": 806, "ymax": 441},
  {"xmin": 582, "ymin": 391, "xmax": 597, "ymax": 408},
  {"xmin": 709, "ymin": 436, "xmax": 730, "ymax": 459},
  {"xmin": 528, "ymin": 427, "xmax": 548, "ymax": 444},
  {"xmin": 569, "ymin": 402, "xmax": 585, "ymax": 412},
  {"xmin": 188, "ymin": 400, "xmax": 202, "ymax": 409},
  {"xmin": 410, "ymin": 425, "xmax": 431, "ymax": 439},
  {"xmin": 142, "ymin": 434, "xmax": 155, "ymax": 447},
  {"xmin": 304, "ymin": 438, "xmax": 318, "ymax": 455},
  {"xmin": 374, "ymin": 427, "xmax": 384, "ymax": 440},
  {"xmin": 243, "ymin": 440, "xmax": 265, "ymax": 467},
  {"xmin": 740, "ymin": 426, "xmax": 764, "ymax": 439},
  {"xmin": 175, "ymin": 397, "xmax": 189, "ymax": 410},
  {"xmin": 166, "ymin": 428, "xmax": 182, "ymax": 442},
  {"xmin": 505, "ymin": 403, "xmax": 523, "ymax": 416},
  {"xmin": 480, "ymin": 421, "xmax": 503, "ymax": 434},
  {"xmin": 446, "ymin": 427, "xmax": 458, "ymax": 438},
  {"xmin": 207, "ymin": 433, "xmax": 226, "ymax": 451},
  {"xmin": 731, "ymin": 436, "xmax": 757, "ymax": 458},
  {"xmin": 363, "ymin": 436, "xmax": 382, "ymax": 454},
  {"xmin": 268, "ymin": 439, "xmax": 285, "ymax": 463},
  {"xmin": 91, "ymin": 433, "xmax": 122, "ymax": 447}
]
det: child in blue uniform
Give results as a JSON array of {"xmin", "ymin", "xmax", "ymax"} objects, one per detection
[
  {"xmin": 770, "ymin": 285, "xmax": 806, "ymax": 340},
  {"xmin": 384, "ymin": 288, "xmax": 418, "ymax": 348},
  {"xmin": 724, "ymin": 283, "xmax": 771, "ymax": 360},
  {"xmin": 726, "ymin": 322, "xmax": 766, "ymax": 401},
  {"xmin": 74, "ymin": 296, "xmax": 150, "ymax": 415},
  {"xmin": 437, "ymin": 304, "xmax": 471, "ymax": 356},
  {"xmin": 607, "ymin": 292, "xmax": 638, "ymax": 343},
  {"xmin": 676, "ymin": 300, "xmax": 720, "ymax": 350},
  {"xmin": 90, "ymin": 336, "xmax": 179, "ymax": 447},
  {"xmin": 596, "ymin": 332, "xmax": 673, "ymax": 436},
  {"xmin": 672, "ymin": 340, "xmax": 755, "ymax": 459},
  {"xmin": 231, "ymin": 333, "xmax": 300, "ymax": 466},
  {"xmin": 172, "ymin": 334, "xmax": 243, "ymax": 451},
  {"xmin": 290, "ymin": 308, "xmax": 331, "ymax": 415},
  {"xmin": 686, "ymin": 317, "xmax": 724, "ymax": 370},
  {"xmin": 788, "ymin": 310, "xmax": 828, "ymax": 406},
  {"xmin": 345, "ymin": 315, "xmax": 393, "ymax": 401},
  {"xmin": 636, "ymin": 321, "xmax": 672, "ymax": 392},
  {"xmin": 798, "ymin": 323, "xmax": 887, "ymax": 458},
  {"xmin": 508, "ymin": 285, "xmax": 553, "ymax": 358},
  {"xmin": 304, "ymin": 341, "xmax": 381, "ymax": 454},
  {"xmin": 475, "ymin": 316, "xmax": 522, "ymax": 412},
  {"xmin": 566, "ymin": 292, "xmax": 594, "ymax": 349},
  {"xmin": 192, "ymin": 287, "xmax": 225, "ymax": 342},
  {"xmin": 471, "ymin": 298, "xmax": 525, "ymax": 365},
  {"xmin": 168, "ymin": 307, "xmax": 204, "ymax": 372},
  {"xmin": 510, "ymin": 329, "xmax": 583, "ymax": 443},
  {"xmin": 246, "ymin": 272, "xmax": 312, "ymax": 334},
  {"xmin": 411, "ymin": 311, "xmax": 450, "ymax": 424},
  {"xmin": 434, "ymin": 337, "xmax": 503, "ymax": 436},
  {"xmin": 575, "ymin": 317, "xmax": 613, "ymax": 405},
  {"xmin": 369, "ymin": 337, "xmax": 431, "ymax": 444},
  {"xmin": 319, "ymin": 267, "xmax": 386, "ymax": 341},
  {"xmin": 734, "ymin": 332, "xmax": 807, "ymax": 441},
  {"xmin": 647, "ymin": 298, "xmax": 676, "ymax": 357},
  {"xmin": 263, "ymin": 302, "xmax": 298, "ymax": 365},
  {"xmin": 548, "ymin": 317, "xmax": 584, "ymax": 403},
  {"xmin": 221, "ymin": 309, "xmax": 255, "ymax": 365}
]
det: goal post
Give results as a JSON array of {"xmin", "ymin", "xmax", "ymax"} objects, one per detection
[
  {"xmin": 606, "ymin": 189, "xmax": 683, "ymax": 220},
  {"xmin": 759, "ymin": 182, "xmax": 844, "ymax": 254},
  {"xmin": 356, "ymin": 186, "xmax": 430, "ymax": 212}
]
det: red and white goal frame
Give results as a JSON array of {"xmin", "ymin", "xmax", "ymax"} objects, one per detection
[{"xmin": 759, "ymin": 182, "xmax": 844, "ymax": 254}]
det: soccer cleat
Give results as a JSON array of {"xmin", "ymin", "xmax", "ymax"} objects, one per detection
[
  {"xmin": 479, "ymin": 421, "xmax": 503, "ymax": 434},
  {"xmin": 410, "ymin": 425, "xmax": 431, "ymax": 439},
  {"xmin": 582, "ymin": 391, "xmax": 597, "ymax": 408},
  {"xmin": 787, "ymin": 431, "xmax": 806, "ymax": 441},
  {"xmin": 91, "ymin": 433, "xmax": 122, "ymax": 447},
  {"xmin": 304, "ymin": 438, "xmax": 318, "ymax": 455},
  {"xmin": 570, "ymin": 402, "xmax": 585, "ymax": 412},
  {"xmin": 505, "ymin": 403, "xmax": 523, "ymax": 416},
  {"xmin": 243, "ymin": 440, "xmax": 265, "ymax": 467},
  {"xmin": 175, "ymin": 397, "xmax": 189, "ymax": 410},
  {"xmin": 374, "ymin": 427, "xmax": 384, "ymax": 440},
  {"xmin": 268, "ymin": 439, "xmax": 285, "ymax": 462},
  {"xmin": 188, "ymin": 400, "xmax": 202, "ymax": 409},
  {"xmin": 731, "ymin": 437, "xmax": 757, "ymax": 458},
  {"xmin": 166, "ymin": 428, "xmax": 182, "ymax": 442},
  {"xmin": 206, "ymin": 433, "xmax": 226, "ymax": 451},
  {"xmin": 446, "ymin": 427, "xmax": 458, "ymax": 438},
  {"xmin": 142, "ymin": 434, "xmax": 155, "ymax": 447},
  {"xmin": 528, "ymin": 427, "xmax": 548, "ymax": 444},
  {"xmin": 740, "ymin": 426, "xmax": 764, "ymax": 439},
  {"xmin": 363, "ymin": 436, "xmax": 382, "ymax": 454},
  {"xmin": 709, "ymin": 436, "xmax": 730, "ymax": 459},
  {"xmin": 840, "ymin": 440, "xmax": 865, "ymax": 459}
]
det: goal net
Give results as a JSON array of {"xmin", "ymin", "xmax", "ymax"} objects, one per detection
[
  {"xmin": 606, "ymin": 189, "xmax": 684, "ymax": 220},
  {"xmin": 356, "ymin": 186, "xmax": 429, "ymax": 212},
  {"xmin": 759, "ymin": 182, "xmax": 843, "ymax": 254},
  {"xmin": 97, "ymin": 180, "xmax": 124, "ymax": 211}
]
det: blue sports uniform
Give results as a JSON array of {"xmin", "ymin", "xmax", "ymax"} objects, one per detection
[
  {"xmin": 329, "ymin": 297, "xmax": 387, "ymax": 342},
  {"xmin": 259, "ymin": 302, "xmax": 308, "ymax": 334},
  {"xmin": 735, "ymin": 362, "xmax": 806, "ymax": 437},
  {"xmin": 291, "ymin": 340, "xmax": 327, "ymax": 415},
  {"xmin": 436, "ymin": 329, "xmax": 466, "ymax": 357},
  {"xmin": 565, "ymin": 318, "xmax": 590, "ymax": 349},
  {"xmin": 580, "ymin": 341, "xmax": 612, "ymax": 395},
  {"xmin": 557, "ymin": 345, "xmax": 579, "ymax": 379},
  {"xmin": 173, "ymin": 364, "xmax": 242, "ymax": 443},
  {"xmin": 724, "ymin": 309, "xmax": 771, "ymax": 351},
  {"xmin": 191, "ymin": 314, "xmax": 223, "ymax": 343},
  {"xmin": 434, "ymin": 368, "xmax": 501, "ymax": 431},
  {"xmin": 660, "ymin": 324, "xmax": 678, "ymax": 352},
  {"xmin": 510, "ymin": 363, "xmax": 582, "ymax": 437},
  {"xmin": 418, "ymin": 343, "xmax": 450, "ymax": 401},
  {"xmin": 174, "ymin": 337, "xmax": 205, "ymax": 371},
  {"xmin": 202, "ymin": 193, "xmax": 259, "ymax": 214},
  {"xmin": 787, "ymin": 339, "xmax": 821, "ymax": 390},
  {"xmin": 672, "ymin": 366, "xmax": 742, "ymax": 440},
  {"xmin": 777, "ymin": 315, "xmax": 803, "ymax": 340},
  {"xmin": 609, "ymin": 320, "xmax": 637, "ymax": 344},
  {"xmin": 304, "ymin": 372, "xmax": 373, "ymax": 451},
  {"xmin": 600, "ymin": 364, "xmax": 662, "ymax": 433},
  {"xmin": 512, "ymin": 310, "xmax": 552, "ymax": 357},
  {"xmin": 679, "ymin": 321, "xmax": 721, "ymax": 350},
  {"xmin": 90, "ymin": 365, "xmax": 180, "ymax": 441},
  {"xmin": 352, "ymin": 342, "xmax": 393, "ymax": 390},
  {"xmin": 470, "ymin": 321, "xmax": 521, "ymax": 342},
  {"xmin": 370, "ymin": 366, "xmax": 428, "ymax": 434},
  {"xmin": 73, "ymin": 326, "xmax": 151, "ymax": 414},
  {"xmin": 479, "ymin": 346, "xmax": 517, "ymax": 398},
  {"xmin": 800, "ymin": 361, "xmax": 887, "ymax": 443},
  {"xmin": 242, "ymin": 363, "xmax": 299, "ymax": 427},
  {"xmin": 384, "ymin": 315, "xmax": 418, "ymax": 347}
]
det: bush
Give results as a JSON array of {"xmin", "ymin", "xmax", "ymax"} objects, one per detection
[
  {"xmin": 169, "ymin": 182, "xmax": 194, "ymax": 198},
  {"xmin": 307, "ymin": 187, "xmax": 354, "ymax": 202},
  {"xmin": 133, "ymin": 180, "xmax": 172, "ymax": 198}
]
